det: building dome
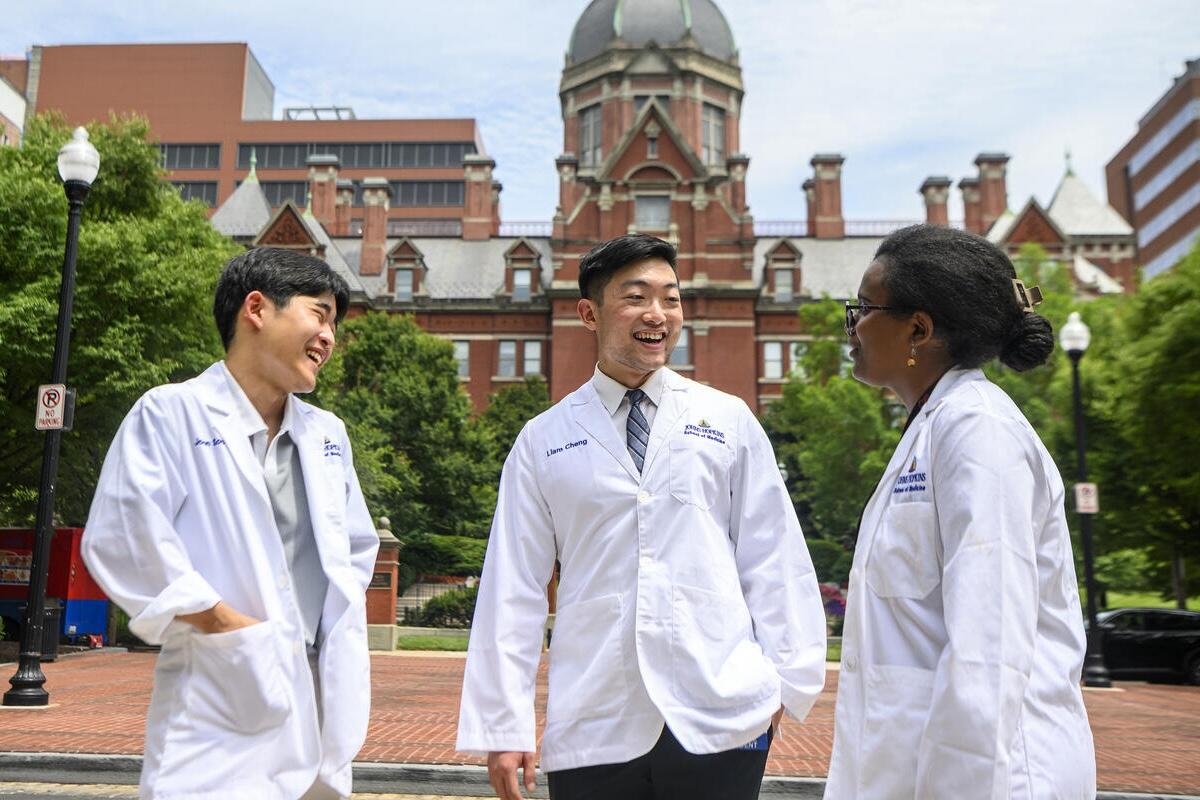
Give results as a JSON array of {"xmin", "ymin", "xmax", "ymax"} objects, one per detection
[{"xmin": 567, "ymin": 0, "xmax": 737, "ymax": 64}]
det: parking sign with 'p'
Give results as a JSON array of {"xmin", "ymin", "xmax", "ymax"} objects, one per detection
[{"xmin": 35, "ymin": 384, "xmax": 66, "ymax": 430}]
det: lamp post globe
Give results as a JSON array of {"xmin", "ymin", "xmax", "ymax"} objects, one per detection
[
  {"xmin": 3, "ymin": 126, "xmax": 100, "ymax": 706},
  {"xmin": 1058, "ymin": 310, "xmax": 1111, "ymax": 688}
]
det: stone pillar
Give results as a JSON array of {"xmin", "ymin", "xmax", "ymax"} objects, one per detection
[
  {"xmin": 802, "ymin": 178, "xmax": 816, "ymax": 236},
  {"xmin": 366, "ymin": 517, "xmax": 401, "ymax": 651},
  {"xmin": 727, "ymin": 153, "xmax": 750, "ymax": 213},
  {"xmin": 333, "ymin": 178, "xmax": 354, "ymax": 236},
  {"xmin": 360, "ymin": 177, "xmax": 390, "ymax": 276},
  {"xmin": 919, "ymin": 176, "xmax": 952, "ymax": 226}
]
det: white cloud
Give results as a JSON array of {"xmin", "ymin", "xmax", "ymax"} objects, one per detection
[{"xmin": 3, "ymin": 0, "xmax": 1198, "ymax": 221}]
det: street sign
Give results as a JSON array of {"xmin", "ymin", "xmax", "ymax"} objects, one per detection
[
  {"xmin": 1075, "ymin": 482, "xmax": 1100, "ymax": 514},
  {"xmin": 35, "ymin": 384, "xmax": 67, "ymax": 430}
]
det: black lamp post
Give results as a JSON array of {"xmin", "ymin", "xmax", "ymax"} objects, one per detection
[
  {"xmin": 3, "ymin": 127, "xmax": 100, "ymax": 707},
  {"xmin": 1059, "ymin": 311, "xmax": 1112, "ymax": 689}
]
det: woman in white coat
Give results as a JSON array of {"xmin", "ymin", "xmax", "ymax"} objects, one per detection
[{"xmin": 826, "ymin": 224, "xmax": 1096, "ymax": 798}]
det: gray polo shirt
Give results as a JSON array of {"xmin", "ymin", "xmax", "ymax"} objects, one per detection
[{"xmin": 222, "ymin": 364, "xmax": 327, "ymax": 648}]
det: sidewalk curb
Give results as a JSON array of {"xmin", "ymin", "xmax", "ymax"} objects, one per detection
[{"xmin": 0, "ymin": 753, "xmax": 1194, "ymax": 799}]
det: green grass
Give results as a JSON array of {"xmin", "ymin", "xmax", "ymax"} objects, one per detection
[
  {"xmin": 1083, "ymin": 590, "xmax": 1198, "ymax": 611},
  {"xmin": 396, "ymin": 634, "xmax": 470, "ymax": 651},
  {"xmin": 827, "ymin": 641, "xmax": 841, "ymax": 663}
]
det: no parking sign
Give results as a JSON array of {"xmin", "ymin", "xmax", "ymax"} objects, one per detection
[{"xmin": 35, "ymin": 384, "xmax": 67, "ymax": 430}]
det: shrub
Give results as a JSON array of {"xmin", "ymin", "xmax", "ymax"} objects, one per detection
[
  {"xmin": 402, "ymin": 534, "xmax": 487, "ymax": 577},
  {"xmin": 807, "ymin": 538, "xmax": 849, "ymax": 585},
  {"xmin": 414, "ymin": 586, "xmax": 478, "ymax": 628}
]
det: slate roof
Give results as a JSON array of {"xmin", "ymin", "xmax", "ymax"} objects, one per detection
[
  {"xmin": 568, "ymin": 0, "xmax": 736, "ymax": 64},
  {"xmin": 1047, "ymin": 172, "xmax": 1133, "ymax": 237},
  {"xmin": 753, "ymin": 236, "xmax": 883, "ymax": 299},
  {"xmin": 211, "ymin": 176, "xmax": 271, "ymax": 238}
]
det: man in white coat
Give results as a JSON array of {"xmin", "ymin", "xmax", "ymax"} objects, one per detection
[
  {"xmin": 83, "ymin": 247, "xmax": 379, "ymax": 799},
  {"xmin": 456, "ymin": 234, "xmax": 827, "ymax": 800}
]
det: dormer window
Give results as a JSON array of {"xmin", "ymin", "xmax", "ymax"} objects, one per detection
[
  {"xmin": 513, "ymin": 268, "xmax": 531, "ymax": 302},
  {"xmin": 394, "ymin": 268, "xmax": 414, "ymax": 301},
  {"xmin": 774, "ymin": 268, "xmax": 793, "ymax": 302}
]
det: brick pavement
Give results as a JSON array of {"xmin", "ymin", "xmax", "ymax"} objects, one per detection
[{"xmin": 0, "ymin": 651, "xmax": 1196, "ymax": 795}]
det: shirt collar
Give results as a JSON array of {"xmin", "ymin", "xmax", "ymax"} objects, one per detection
[
  {"xmin": 591, "ymin": 364, "xmax": 666, "ymax": 417},
  {"xmin": 219, "ymin": 361, "xmax": 296, "ymax": 438}
]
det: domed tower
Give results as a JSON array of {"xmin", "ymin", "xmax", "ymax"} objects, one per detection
[{"xmin": 550, "ymin": 0, "xmax": 758, "ymax": 402}]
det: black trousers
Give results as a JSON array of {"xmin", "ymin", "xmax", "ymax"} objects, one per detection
[{"xmin": 547, "ymin": 726, "xmax": 771, "ymax": 800}]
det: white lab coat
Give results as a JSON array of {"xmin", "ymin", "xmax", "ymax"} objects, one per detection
[
  {"xmin": 456, "ymin": 368, "xmax": 826, "ymax": 772},
  {"xmin": 82, "ymin": 362, "xmax": 379, "ymax": 800},
  {"xmin": 826, "ymin": 369, "xmax": 1095, "ymax": 799}
]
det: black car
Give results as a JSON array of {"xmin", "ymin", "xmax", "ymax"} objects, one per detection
[{"xmin": 1094, "ymin": 607, "xmax": 1200, "ymax": 684}]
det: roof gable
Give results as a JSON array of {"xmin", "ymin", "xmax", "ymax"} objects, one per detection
[
  {"xmin": 387, "ymin": 238, "xmax": 425, "ymax": 262},
  {"xmin": 598, "ymin": 100, "xmax": 707, "ymax": 182},
  {"xmin": 1001, "ymin": 198, "xmax": 1066, "ymax": 247},
  {"xmin": 254, "ymin": 201, "xmax": 322, "ymax": 252}
]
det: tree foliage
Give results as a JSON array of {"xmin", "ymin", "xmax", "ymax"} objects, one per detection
[
  {"xmin": 312, "ymin": 312, "xmax": 497, "ymax": 538},
  {"xmin": 477, "ymin": 375, "xmax": 550, "ymax": 474},
  {"xmin": 0, "ymin": 114, "xmax": 238, "ymax": 524}
]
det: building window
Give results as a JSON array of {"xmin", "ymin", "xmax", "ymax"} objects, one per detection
[
  {"xmin": 635, "ymin": 195, "xmax": 670, "ymax": 229},
  {"xmin": 258, "ymin": 180, "xmax": 308, "ymax": 207},
  {"xmin": 523, "ymin": 341, "xmax": 542, "ymax": 376},
  {"xmin": 171, "ymin": 181, "xmax": 218, "ymax": 207},
  {"xmin": 454, "ymin": 341, "xmax": 470, "ymax": 379},
  {"xmin": 160, "ymin": 144, "xmax": 221, "ymax": 170},
  {"xmin": 774, "ymin": 269, "xmax": 794, "ymax": 302},
  {"xmin": 634, "ymin": 94, "xmax": 672, "ymax": 112},
  {"xmin": 394, "ymin": 268, "xmax": 413, "ymax": 301},
  {"xmin": 764, "ymin": 342, "xmax": 783, "ymax": 379},
  {"xmin": 579, "ymin": 105, "xmax": 602, "ymax": 167},
  {"xmin": 498, "ymin": 341, "xmax": 517, "ymax": 377},
  {"xmin": 237, "ymin": 141, "xmax": 476, "ymax": 170},
  {"xmin": 702, "ymin": 103, "xmax": 726, "ymax": 165},
  {"xmin": 512, "ymin": 268, "xmax": 532, "ymax": 302},
  {"xmin": 670, "ymin": 327, "xmax": 691, "ymax": 366},
  {"xmin": 789, "ymin": 342, "xmax": 808, "ymax": 379}
]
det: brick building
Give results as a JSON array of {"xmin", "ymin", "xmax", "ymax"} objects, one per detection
[
  {"xmin": 2, "ymin": 43, "xmax": 498, "ymax": 236},
  {"xmin": 5, "ymin": 2, "xmax": 1138, "ymax": 412},
  {"xmin": 1106, "ymin": 57, "xmax": 1200, "ymax": 279},
  {"xmin": 0, "ymin": 72, "xmax": 24, "ymax": 146}
]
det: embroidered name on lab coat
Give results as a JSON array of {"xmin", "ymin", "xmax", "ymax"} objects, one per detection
[
  {"xmin": 323, "ymin": 439, "xmax": 343, "ymax": 458},
  {"xmin": 545, "ymin": 439, "xmax": 588, "ymax": 458},
  {"xmin": 684, "ymin": 424, "xmax": 726, "ymax": 444},
  {"xmin": 193, "ymin": 436, "xmax": 226, "ymax": 448}
]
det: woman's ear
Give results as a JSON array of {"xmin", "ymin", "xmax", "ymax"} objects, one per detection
[{"xmin": 911, "ymin": 310, "xmax": 936, "ymax": 347}]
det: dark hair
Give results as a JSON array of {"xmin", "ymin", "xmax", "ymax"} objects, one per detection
[
  {"xmin": 873, "ymin": 224, "xmax": 1053, "ymax": 371},
  {"xmin": 213, "ymin": 247, "xmax": 350, "ymax": 350},
  {"xmin": 577, "ymin": 234, "xmax": 677, "ymax": 301}
]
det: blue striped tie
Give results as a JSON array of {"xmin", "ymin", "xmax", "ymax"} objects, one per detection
[{"xmin": 626, "ymin": 389, "xmax": 650, "ymax": 472}]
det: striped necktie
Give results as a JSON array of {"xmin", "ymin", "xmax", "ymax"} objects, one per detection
[{"xmin": 626, "ymin": 389, "xmax": 650, "ymax": 472}]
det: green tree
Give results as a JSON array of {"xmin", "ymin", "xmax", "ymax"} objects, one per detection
[
  {"xmin": 762, "ymin": 298, "xmax": 900, "ymax": 554},
  {"xmin": 312, "ymin": 312, "xmax": 497, "ymax": 538},
  {"xmin": 0, "ymin": 114, "xmax": 238, "ymax": 524},
  {"xmin": 478, "ymin": 375, "xmax": 550, "ymax": 469}
]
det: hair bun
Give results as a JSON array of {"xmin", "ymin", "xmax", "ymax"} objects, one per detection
[{"xmin": 1000, "ymin": 313, "xmax": 1054, "ymax": 371}]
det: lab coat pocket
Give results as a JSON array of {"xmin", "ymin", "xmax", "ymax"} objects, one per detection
[
  {"xmin": 186, "ymin": 619, "xmax": 291, "ymax": 734},
  {"xmin": 546, "ymin": 594, "xmax": 627, "ymax": 723},
  {"xmin": 866, "ymin": 502, "xmax": 941, "ymax": 599},
  {"xmin": 668, "ymin": 438, "xmax": 731, "ymax": 511},
  {"xmin": 860, "ymin": 664, "xmax": 936, "ymax": 798},
  {"xmin": 671, "ymin": 584, "xmax": 775, "ymax": 709}
]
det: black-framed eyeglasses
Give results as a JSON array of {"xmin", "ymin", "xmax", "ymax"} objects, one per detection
[{"xmin": 844, "ymin": 302, "xmax": 900, "ymax": 335}]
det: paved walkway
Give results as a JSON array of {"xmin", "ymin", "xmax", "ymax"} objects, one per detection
[{"xmin": 0, "ymin": 651, "xmax": 1196, "ymax": 795}]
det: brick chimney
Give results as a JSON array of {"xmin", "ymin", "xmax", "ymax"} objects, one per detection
[
  {"xmin": 810, "ymin": 154, "xmax": 845, "ymax": 239},
  {"xmin": 919, "ymin": 176, "xmax": 952, "ymax": 226},
  {"xmin": 333, "ymin": 178, "xmax": 354, "ymax": 237},
  {"xmin": 463, "ymin": 153, "xmax": 496, "ymax": 240},
  {"xmin": 360, "ymin": 177, "xmax": 390, "ymax": 276},
  {"xmin": 974, "ymin": 152, "xmax": 1009, "ymax": 234},
  {"xmin": 959, "ymin": 177, "xmax": 982, "ymax": 235},
  {"xmin": 802, "ymin": 178, "xmax": 816, "ymax": 236},
  {"xmin": 306, "ymin": 154, "xmax": 339, "ymax": 230}
]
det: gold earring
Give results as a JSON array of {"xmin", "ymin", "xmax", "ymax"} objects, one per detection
[{"xmin": 907, "ymin": 344, "xmax": 917, "ymax": 368}]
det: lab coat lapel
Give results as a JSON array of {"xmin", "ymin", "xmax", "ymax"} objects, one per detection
[
  {"xmin": 641, "ymin": 370, "xmax": 687, "ymax": 476},
  {"xmin": 195, "ymin": 365, "xmax": 271, "ymax": 510},
  {"xmin": 568, "ymin": 384, "xmax": 639, "ymax": 481}
]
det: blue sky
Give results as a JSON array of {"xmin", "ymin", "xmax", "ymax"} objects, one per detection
[{"xmin": 4, "ymin": 1, "xmax": 1198, "ymax": 223}]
